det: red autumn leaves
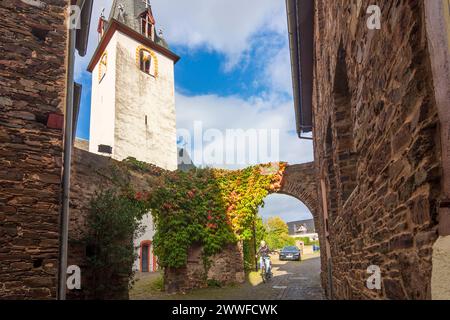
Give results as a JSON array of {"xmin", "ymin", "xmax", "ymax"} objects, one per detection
[
  {"xmin": 207, "ymin": 210, "xmax": 218, "ymax": 230},
  {"xmin": 134, "ymin": 191, "xmax": 150, "ymax": 201}
]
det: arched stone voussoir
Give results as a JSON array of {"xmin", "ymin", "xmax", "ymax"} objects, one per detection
[{"xmin": 277, "ymin": 162, "xmax": 318, "ymax": 218}]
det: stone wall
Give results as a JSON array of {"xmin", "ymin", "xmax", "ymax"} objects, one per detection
[
  {"xmin": 68, "ymin": 149, "xmax": 246, "ymax": 297},
  {"xmin": 0, "ymin": 0, "xmax": 68, "ymax": 299},
  {"xmin": 313, "ymin": 0, "xmax": 442, "ymax": 299},
  {"xmin": 165, "ymin": 243, "xmax": 245, "ymax": 294}
]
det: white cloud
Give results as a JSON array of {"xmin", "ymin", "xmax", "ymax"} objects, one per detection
[
  {"xmin": 264, "ymin": 43, "xmax": 293, "ymax": 94},
  {"xmin": 151, "ymin": 0, "xmax": 287, "ymax": 69},
  {"xmin": 76, "ymin": 1, "xmax": 292, "ymax": 94},
  {"xmin": 176, "ymin": 92, "xmax": 313, "ymax": 168}
]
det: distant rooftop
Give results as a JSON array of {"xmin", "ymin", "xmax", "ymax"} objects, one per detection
[
  {"xmin": 287, "ymin": 219, "xmax": 315, "ymax": 235},
  {"xmin": 177, "ymin": 148, "xmax": 196, "ymax": 172}
]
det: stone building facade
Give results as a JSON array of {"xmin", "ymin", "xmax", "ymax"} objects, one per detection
[
  {"xmin": 288, "ymin": 0, "xmax": 450, "ymax": 299},
  {"xmin": 0, "ymin": 0, "xmax": 68, "ymax": 299}
]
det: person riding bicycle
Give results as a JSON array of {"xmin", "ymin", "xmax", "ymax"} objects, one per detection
[{"xmin": 256, "ymin": 240, "xmax": 272, "ymax": 275}]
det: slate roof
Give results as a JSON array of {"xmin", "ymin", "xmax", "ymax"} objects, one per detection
[{"xmin": 107, "ymin": 0, "xmax": 170, "ymax": 49}]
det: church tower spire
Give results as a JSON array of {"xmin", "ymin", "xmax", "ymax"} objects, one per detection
[{"xmin": 87, "ymin": 1, "xmax": 180, "ymax": 171}]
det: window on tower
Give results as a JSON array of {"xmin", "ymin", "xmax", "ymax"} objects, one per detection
[
  {"xmin": 136, "ymin": 46, "xmax": 158, "ymax": 77},
  {"xmin": 140, "ymin": 50, "xmax": 152, "ymax": 74},
  {"xmin": 99, "ymin": 52, "xmax": 107, "ymax": 82}
]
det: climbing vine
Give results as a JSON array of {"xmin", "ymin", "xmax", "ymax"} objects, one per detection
[
  {"xmin": 86, "ymin": 160, "xmax": 286, "ymax": 284},
  {"xmin": 146, "ymin": 163, "xmax": 286, "ymax": 269}
]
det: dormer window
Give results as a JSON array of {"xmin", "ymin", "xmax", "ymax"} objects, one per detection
[
  {"xmin": 99, "ymin": 52, "xmax": 107, "ymax": 82},
  {"xmin": 136, "ymin": 46, "xmax": 158, "ymax": 77},
  {"xmin": 140, "ymin": 10, "xmax": 155, "ymax": 40}
]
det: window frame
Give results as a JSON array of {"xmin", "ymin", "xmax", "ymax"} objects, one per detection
[
  {"xmin": 140, "ymin": 12, "xmax": 154, "ymax": 40},
  {"xmin": 135, "ymin": 46, "xmax": 158, "ymax": 77},
  {"xmin": 98, "ymin": 52, "xmax": 107, "ymax": 83}
]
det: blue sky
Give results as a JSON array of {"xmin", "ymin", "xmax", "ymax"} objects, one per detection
[{"xmin": 74, "ymin": 0, "xmax": 313, "ymax": 223}]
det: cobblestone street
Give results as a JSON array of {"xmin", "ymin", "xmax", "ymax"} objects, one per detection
[{"xmin": 131, "ymin": 254, "xmax": 324, "ymax": 300}]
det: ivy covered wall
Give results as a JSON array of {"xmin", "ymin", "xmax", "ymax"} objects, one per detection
[{"xmin": 68, "ymin": 148, "xmax": 286, "ymax": 298}]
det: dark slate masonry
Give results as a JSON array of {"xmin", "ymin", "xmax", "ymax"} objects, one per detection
[
  {"xmin": 313, "ymin": 0, "xmax": 442, "ymax": 299},
  {"xmin": 0, "ymin": 0, "xmax": 68, "ymax": 299}
]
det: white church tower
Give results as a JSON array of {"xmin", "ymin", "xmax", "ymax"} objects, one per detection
[{"xmin": 87, "ymin": 0, "xmax": 179, "ymax": 171}]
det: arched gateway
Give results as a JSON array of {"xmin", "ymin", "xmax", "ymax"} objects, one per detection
[{"xmin": 163, "ymin": 161, "xmax": 321, "ymax": 293}]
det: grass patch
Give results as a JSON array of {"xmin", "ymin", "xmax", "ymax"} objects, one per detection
[
  {"xmin": 130, "ymin": 272, "xmax": 164, "ymax": 299},
  {"xmin": 151, "ymin": 275, "xmax": 164, "ymax": 291}
]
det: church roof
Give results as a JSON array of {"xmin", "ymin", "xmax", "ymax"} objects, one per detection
[
  {"xmin": 108, "ymin": 0, "xmax": 147, "ymax": 32},
  {"xmin": 107, "ymin": 0, "xmax": 170, "ymax": 49},
  {"xmin": 88, "ymin": 1, "xmax": 179, "ymax": 72}
]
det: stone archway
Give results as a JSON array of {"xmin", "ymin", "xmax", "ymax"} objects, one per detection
[
  {"xmin": 277, "ymin": 162, "xmax": 318, "ymax": 219},
  {"xmin": 163, "ymin": 161, "xmax": 321, "ymax": 293}
]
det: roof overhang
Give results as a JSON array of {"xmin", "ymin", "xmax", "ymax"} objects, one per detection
[
  {"xmin": 87, "ymin": 18, "xmax": 180, "ymax": 72},
  {"xmin": 73, "ymin": 82, "xmax": 82, "ymax": 142},
  {"xmin": 72, "ymin": 0, "xmax": 93, "ymax": 57},
  {"xmin": 286, "ymin": 0, "xmax": 314, "ymax": 136}
]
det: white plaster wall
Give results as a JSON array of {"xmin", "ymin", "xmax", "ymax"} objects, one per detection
[
  {"xmin": 133, "ymin": 213, "xmax": 156, "ymax": 271},
  {"xmin": 113, "ymin": 32, "xmax": 178, "ymax": 171},
  {"xmin": 89, "ymin": 33, "xmax": 118, "ymax": 155},
  {"xmin": 431, "ymin": 236, "xmax": 450, "ymax": 300}
]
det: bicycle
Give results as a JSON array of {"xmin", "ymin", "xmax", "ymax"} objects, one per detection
[{"xmin": 260, "ymin": 256, "xmax": 273, "ymax": 283}]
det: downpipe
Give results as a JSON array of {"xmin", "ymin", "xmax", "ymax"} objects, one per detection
[{"xmin": 57, "ymin": 14, "xmax": 76, "ymax": 300}]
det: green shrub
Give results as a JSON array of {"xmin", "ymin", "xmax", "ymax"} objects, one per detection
[
  {"xmin": 150, "ymin": 275, "xmax": 164, "ymax": 292},
  {"xmin": 85, "ymin": 189, "xmax": 149, "ymax": 299}
]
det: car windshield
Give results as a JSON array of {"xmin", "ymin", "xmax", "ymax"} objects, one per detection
[{"xmin": 283, "ymin": 246, "xmax": 298, "ymax": 251}]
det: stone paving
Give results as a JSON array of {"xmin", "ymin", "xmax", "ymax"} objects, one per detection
[
  {"xmin": 131, "ymin": 254, "xmax": 324, "ymax": 300},
  {"xmin": 253, "ymin": 255, "xmax": 324, "ymax": 300}
]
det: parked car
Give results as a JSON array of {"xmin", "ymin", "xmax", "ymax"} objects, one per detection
[{"xmin": 279, "ymin": 246, "xmax": 301, "ymax": 261}]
